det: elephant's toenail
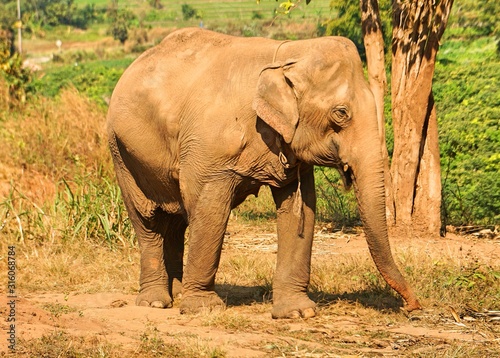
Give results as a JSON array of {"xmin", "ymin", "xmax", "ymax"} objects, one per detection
[
  {"xmin": 151, "ymin": 301, "xmax": 167, "ymax": 308},
  {"xmin": 287, "ymin": 310, "xmax": 301, "ymax": 319},
  {"xmin": 138, "ymin": 300, "xmax": 150, "ymax": 307},
  {"xmin": 302, "ymin": 307, "xmax": 316, "ymax": 318}
]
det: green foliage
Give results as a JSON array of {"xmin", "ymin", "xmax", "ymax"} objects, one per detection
[
  {"xmin": 30, "ymin": 58, "xmax": 133, "ymax": 104},
  {"xmin": 0, "ymin": 1, "xmax": 17, "ymax": 29},
  {"xmin": 447, "ymin": 0, "xmax": 500, "ymax": 55},
  {"xmin": 317, "ymin": 0, "xmax": 391, "ymax": 60},
  {"xmin": 0, "ymin": 29, "xmax": 32, "ymax": 105},
  {"xmin": 314, "ymin": 167, "xmax": 359, "ymax": 228},
  {"xmin": 107, "ymin": 3, "xmax": 137, "ymax": 44},
  {"xmin": 111, "ymin": 17, "xmax": 129, "ymax": 43},
  {"xmin": 448, "ymin": 0, "xmax": 499, "ymax": 38},
  {"xmin": 19, "ymin": 0, "xmax": 100, "ymax": 30},
  {"xmin": 317, "ymin": 0, "xmax": 362, "ymax": 53},
  {"xmin": 435, "ymin": 37, "xmax": 500, "ymax": 225},
  {"xmin": 181, "ymin": 4, "xmax": 198, "ymax": 21},
  {"xmin": 58, "ymin": 175, "xmax": 134, "ymax": 247},
  {"xmin": 2, "ymin": 170, "xmax": 199, "ymax": 246},
  {"xmin": 443, "ymin": 263, "xmax": 500, "ymax": 294},
  {"xmin": 251, "ymin": 11, "xmax": 264, "ymax": 20},
  {"xmin": 42, "ymin": 303, "xmax": 77, "ymax": 317}
]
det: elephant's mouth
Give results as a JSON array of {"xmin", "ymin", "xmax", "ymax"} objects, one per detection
[{"xmin": 338, "ymin": 163, "xmax": 353, "ymax": 190}]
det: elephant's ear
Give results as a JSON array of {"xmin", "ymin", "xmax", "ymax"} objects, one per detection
[{"xmin": 252, "ymin": 62, "xmax": 299, "ymax": 144}]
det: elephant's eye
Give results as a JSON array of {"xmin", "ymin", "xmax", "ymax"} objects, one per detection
[{"xmin": 330, "ymin": 105, "xmax": 351, "ymax": 129}]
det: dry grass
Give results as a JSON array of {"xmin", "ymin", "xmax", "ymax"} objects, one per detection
[{"xmin": 0, "ymin": 88, "xmax": 132, "ymax": 247}]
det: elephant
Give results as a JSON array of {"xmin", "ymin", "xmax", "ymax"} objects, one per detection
[{"xmin": 106, "ymin": 27, "xmax": 421, "ymax": 319}]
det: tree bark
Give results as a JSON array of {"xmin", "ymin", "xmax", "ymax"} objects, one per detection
[
  {"xmin": 413, "ymin": 93, "xmax": 442, "ymax": 234},
  {"xmin": 390, "ymin": 0, "xmax": 453, "ymax": 236},
  {"xmin": 360, "ymin": 0, "xmax": 395, "ymax": 225}
]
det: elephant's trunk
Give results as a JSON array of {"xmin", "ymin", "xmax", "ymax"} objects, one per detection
[{"xmin": 350, "ymin": 150, "xmax": 421, "ymax": 311}]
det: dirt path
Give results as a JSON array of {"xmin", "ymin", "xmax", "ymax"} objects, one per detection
[{"xmin": 1, "ymin": 225, "xmax": 499, "ymax": 356}]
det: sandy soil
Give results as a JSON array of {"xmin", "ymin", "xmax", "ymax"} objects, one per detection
[{"xmin": 1, "ymin": 223, "xmax": 499, "ymax": 357}]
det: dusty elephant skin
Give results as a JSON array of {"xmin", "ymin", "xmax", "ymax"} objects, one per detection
[{"xmin": 106, "ymin": 27, "xmax": 421, "ymax": 319}]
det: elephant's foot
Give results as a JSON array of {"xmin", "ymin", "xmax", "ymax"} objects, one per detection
[
  {"xmin": 404, "ymin": 299, "xmax": 422, "ymax": 312},
  {"xmin": 136, "ymin": 286, "xmax": 172, "ymax": 308},
  {"xmin": 170, "ymin": 277, "xmax": 183, "ymax": 299},
  {"xmin": 179, "ymin": 292, "xmax": 225, "ymax": 314},
  {"xmin": 272, "ymin": 294, "xmax": 316, "ymax": 319}
]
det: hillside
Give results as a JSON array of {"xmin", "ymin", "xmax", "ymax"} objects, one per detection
[{"xmin": 75, "ymin": 0, "xmax": 333, "ymax": 23}]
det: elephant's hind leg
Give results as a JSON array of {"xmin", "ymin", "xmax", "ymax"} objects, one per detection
[
  {"xmin": 127, "ymin": 207, "xmax": 172, "ymax": 308},
  {"xmin": 162, "ymin": 213, "xmax": 187, "ymax": 300},
  {"xmin": 127, "ymin": 206, "xmax": 186, "ymax": 309}
]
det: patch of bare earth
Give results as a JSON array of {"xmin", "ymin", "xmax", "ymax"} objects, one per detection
[{"xmin": 1, "ymin": 221, "xmax": 499, "ymax": 357}]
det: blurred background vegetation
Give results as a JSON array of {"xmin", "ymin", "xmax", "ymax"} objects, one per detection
[{"xmin": 0, "ymin": 0, "xmax": 498, "ymax": 247}]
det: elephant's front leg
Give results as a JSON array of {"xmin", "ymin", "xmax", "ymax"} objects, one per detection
[
  {"xmin": 271, "ymin": 168, "xmax": 316, "ymax": 319},
  {"xmin": 180, "ymin": 181, "xmax": 234, "ymax": 314}
]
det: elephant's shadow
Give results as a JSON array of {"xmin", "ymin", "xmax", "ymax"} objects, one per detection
[{"xmin": 215, "ymin": 284, "xmax": 404, "ymax": 312}]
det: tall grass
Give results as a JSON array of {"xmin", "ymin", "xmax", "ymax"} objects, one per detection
[{"xmin": 0, "ymin": 88, "xmax": 131, "ymax": 248}]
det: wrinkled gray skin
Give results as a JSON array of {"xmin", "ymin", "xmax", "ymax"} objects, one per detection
[{"xmin": 107, "ymin": 28, "xmax": 421, "ymax": 319}]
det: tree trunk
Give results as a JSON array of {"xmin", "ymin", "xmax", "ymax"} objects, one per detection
[
  {"xmin": 390, "ymin": 0, "xmax": 453, "ymax": 236},
  {"xmin": 360, "ymin": 0, "xmax": 395, "ymax": 225},
  {"xmin": 413, "ymin": 93, "xmax": 442, "ymax": 234}
]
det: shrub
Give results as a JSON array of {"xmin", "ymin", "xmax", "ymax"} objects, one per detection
[
  {"xmin": 0, "ymin": 29, "xmax": 32, "ymax": 106},
  {"xmin": 30, "ymin": 58, "xmax": 132, "ymax": 105},
  {"xmin": 435, "ymin": 37, "xmax": 500, "ymax": 225},
  {"xmin": 181, "ymin": 4, "xmax": 197, "ymax": 21}
]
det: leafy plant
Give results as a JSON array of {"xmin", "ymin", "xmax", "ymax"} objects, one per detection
[
  {"xmin": 0, "ymin": 29, "xmax": 33, "ymax": 106},
  {"xmin": 16, "ymin": 0, "xmax": 101, "ymax": 30},
  {"xmin": 435, "ymin": 37, "xmax": 500, "ymax": 225},
  {"xmin": 30, "ymin": 58, "xmax": 132, "ymax": 104},
  {"xmin": 181, "ymin": 4, "xmax": 197, "ymax": 21},
  {"xmin": 314, "ymin": 167, "xmax": 359, "ymax": 229},
  {"xmin": 106, "ymin": 3, "xmax": 137, "ymax": 44}
]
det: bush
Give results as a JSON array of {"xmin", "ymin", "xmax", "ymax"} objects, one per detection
[
  {"xmin": 30, "ymin": 58, "xmax": 132, "ymax": 105},
  {"xmin": 435, "ymin": 37, "xmax": 499, "ymax": 225},
  {"xmin": 111, "ymin": 18, "xmax": 129, "ymax": 44},
  {"xmin": 0, "ymin": 29, "xmax": 33, "ymax": 106},
  {"xmin": 181, "ymin": 4, "xmax": 197, "ymax": 21},
  {"xmin": 20, "ymin": 0, "xmax": 101, "ymax": 30},
  {"xmin": 106, "ymin": 5, "xmax": 137, "ymax": 45},
  {"xmin": 181, "ymin": 4, "xmax": 203, "ymax": 20}
]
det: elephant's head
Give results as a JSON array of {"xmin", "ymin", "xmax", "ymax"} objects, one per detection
[{"xmin": 253, "ymin": 38, "xmax": 421, "ymax": 311}]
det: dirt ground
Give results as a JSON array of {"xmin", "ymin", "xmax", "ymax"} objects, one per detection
[{"xmin": 1, "ymin": 222, "xmax": 499, "ymax": 357}]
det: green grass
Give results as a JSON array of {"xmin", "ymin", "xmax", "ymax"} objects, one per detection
[{"xmin": 74, "ymin": 0, "xmax": 334, "ymax": 24}]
